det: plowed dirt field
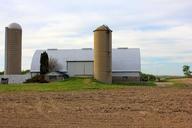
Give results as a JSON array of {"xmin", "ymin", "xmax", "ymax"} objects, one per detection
[{"xmin": 0, "ymin": 88, "xmax": 191, "ymax": 128}]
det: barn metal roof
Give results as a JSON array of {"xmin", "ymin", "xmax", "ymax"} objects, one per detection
[{"xmin": 31, "ymin": 48, "xmax": 141, "ymax": 72}]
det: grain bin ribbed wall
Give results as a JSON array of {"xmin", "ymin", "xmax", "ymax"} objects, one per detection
[
  {"xmin": 5, "ymin": 23, "xmax": 22, "ymax": 75},
  {"xmin": 94, "ymin": 25, "xmax": 112, "ymax": 84}
]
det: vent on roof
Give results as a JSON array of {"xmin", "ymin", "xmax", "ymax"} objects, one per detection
[
  {"xmin": 47, "ymin": 49, "xmax": 58, "ymax": 51},
  {"xmin": 82, "ymin": 48, "xmax": 92, "ymax": 50},
  {"xmin": 118, "ymin": 47, "xmax": 128, "ymax": 49}
]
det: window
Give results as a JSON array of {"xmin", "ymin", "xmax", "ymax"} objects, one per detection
[
  {"xmin": 122, "ymin": 76, "xmax": 128, "ymax": 81},
  {"xmin": 49, "ymin": 76, "xmax": 57, "ymax": 81}
]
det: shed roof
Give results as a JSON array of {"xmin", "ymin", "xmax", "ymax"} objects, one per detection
[{"xmin": 46, "ymin": 72, "xmax": 63, "ymax": 76}]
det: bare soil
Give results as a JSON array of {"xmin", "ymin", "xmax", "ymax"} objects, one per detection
[
  {"xmin": 0, "ymin": 88, "xmax": 192, "ymax": 128},
  {"xmin": 172, "ymin": 78, "xmax": 192, "ymax": 86}
]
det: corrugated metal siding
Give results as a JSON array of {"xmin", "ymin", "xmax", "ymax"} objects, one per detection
[{"xmin": 112, "ymin": 72, "xmax": 140, "ymax": 77}]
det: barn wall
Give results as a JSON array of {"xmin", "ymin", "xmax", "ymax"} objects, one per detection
[
  {"xmin": 112, "ymin": 72, "xmax": 140, "ymax": 82},
  {"xmin": 0, "ymin": 74, "xmax": 31, "ymax": 84}
]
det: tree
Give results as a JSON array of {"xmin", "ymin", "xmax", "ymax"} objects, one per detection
[
  {"xmin": 183, "ymin": 65, "xmax": 191, "ymax": 77},
  {"xmin": 21, "ymin": 70, "xmax": 30, "ymax": 74},
  {"xmin": 0, "ymin": 71, "xmax": 4, "ymax": 75},
  {"xmin": 49, "ymin": 57, "xmax": 61, "ymax": 72},
  {"xmin": 140, "ymin": 72, "xmax": 156, "ymax": 81},
  {"xmin": 40, "ymin": 51, "xmax": 49, "ymax": 75}
]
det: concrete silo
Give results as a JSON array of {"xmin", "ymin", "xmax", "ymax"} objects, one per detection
[
  {"xmin": 93, "ymin": 25, "xmax": 112, "ymax": 84},
  {"xmin": 5, "ymin": 23, "xmax": 22, "ymax": 75}
]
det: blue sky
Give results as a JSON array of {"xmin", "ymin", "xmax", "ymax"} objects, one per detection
[{"xmin": 0, "ymin": 0, "xmax": 192, "ymax": 75}]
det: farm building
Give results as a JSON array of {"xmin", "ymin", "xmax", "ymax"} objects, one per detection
[{"xmin": 31, "ymin": 48, "xmax": 141, "ymax": 82}]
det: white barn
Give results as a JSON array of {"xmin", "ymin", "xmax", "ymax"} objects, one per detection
[{"xmin": 31, "ymin": 48, "xmax": 141, "ymax": 82}]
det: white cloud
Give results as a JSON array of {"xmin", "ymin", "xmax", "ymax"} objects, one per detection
[
  {"xmin": 0, "ymin": 0, "xmax": 191, "ymax": 75},
  {"xmin": 114, "ymin": 24, "xmax": 192, "ymax": 55}
]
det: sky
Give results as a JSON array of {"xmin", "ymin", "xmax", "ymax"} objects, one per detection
[{"xmin": 0, "ymin": 0, "xmax": 192, "ymax": 75}]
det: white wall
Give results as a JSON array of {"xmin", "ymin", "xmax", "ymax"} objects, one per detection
[
  {"xmin": 112, "ymin": 72, "xmax": 140, "ymax": 77},
  {"xmin": 0, "ymin": 74, "xmax": 31, "ymax": 84}
]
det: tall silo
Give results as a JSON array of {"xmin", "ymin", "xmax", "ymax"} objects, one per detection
[
  {"xmin": 5, "ymin": 23, "xmax": 22, "ymax": 75},
  {"xmin": 94, "ymin": 25, "xmax": 112, "ymax": 84}
]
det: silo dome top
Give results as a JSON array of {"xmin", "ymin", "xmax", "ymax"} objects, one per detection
[
  {"xmin": 94, "ymin": 25, "xmax": 112, "ymax": 32},
  {"xmin": 8, "ymin": 23, "xmax": 22, "ymax": 30}
]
